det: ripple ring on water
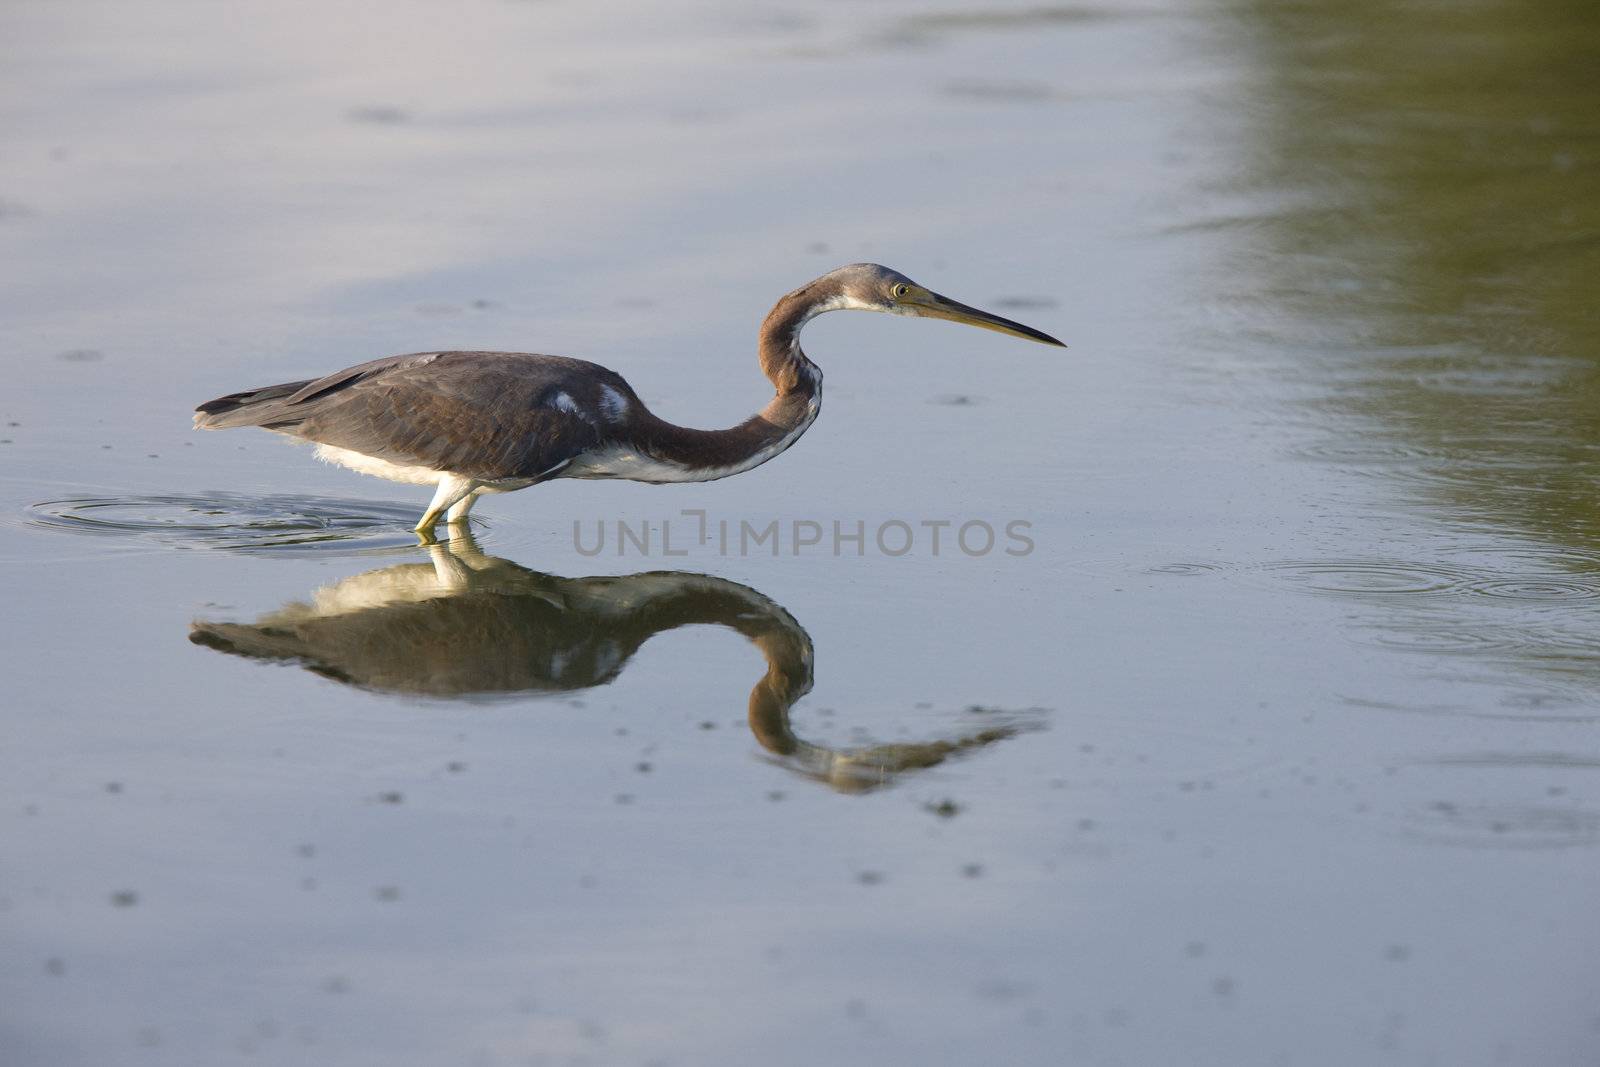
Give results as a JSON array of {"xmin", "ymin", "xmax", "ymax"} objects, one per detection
[
  {"xmin": 1257, "ymin": 559, "xmax": 1473, "ymax": 598},
  {"xmin": 1143, "ymin": 561, "xmax": 1229, "ymax": 576},
  {"xmin": 25, "ymin": 494, "xmax": 423, "ymax": 553},
  {"xmin": 1351, "ymin": 623, "xmax": 1533, "ymax": 656},
  {"xmin": 1466, "ymin": 577, "xmax": 1600, "ymax": 603}
]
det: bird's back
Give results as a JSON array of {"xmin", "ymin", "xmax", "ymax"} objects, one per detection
[{"xmin": 195, "ymin": 351, "xmax": 641, "ymax": 481}]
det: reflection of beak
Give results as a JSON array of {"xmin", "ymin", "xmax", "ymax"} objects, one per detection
[{"xmin": 906, "ymin": 290, "xmax": 1066, "ymax": 347}]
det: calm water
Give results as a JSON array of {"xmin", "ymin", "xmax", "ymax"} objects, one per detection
[{"xmin": 3, "ymin": 2, "xmax": 1599, "ymax": 1064}]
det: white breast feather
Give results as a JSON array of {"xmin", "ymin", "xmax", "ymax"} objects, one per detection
[
  {"xmin": 313, "ymin": 443, "xmax": 441, "ymax": 486},
  {"xmin": 563, "ymin": 401, "xmax": 820, "ymax": 484}
]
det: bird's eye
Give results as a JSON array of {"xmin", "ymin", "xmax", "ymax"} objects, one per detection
[{"xmin": 892, "ymin": 284, "xmax": 910, "ymax": 299}]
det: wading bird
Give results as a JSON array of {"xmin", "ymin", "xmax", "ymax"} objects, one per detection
[{"xmin": 195, "ymin": 263, "xmax": 1064, "ymax": 537}]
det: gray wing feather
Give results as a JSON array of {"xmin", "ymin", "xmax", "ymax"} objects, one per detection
[{"xmin": 198, "ymin": 351, "xmax": 636, "ymax": 481}]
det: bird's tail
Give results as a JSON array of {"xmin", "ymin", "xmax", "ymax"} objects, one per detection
[{"xmin": 193, "ymin": 380, "xmax": 314, "ymax": 430}]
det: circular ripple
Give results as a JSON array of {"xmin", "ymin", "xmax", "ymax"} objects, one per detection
[
  {"xmin": 1439, "ymin": 542, "xmax": 1600, "ymax": 573},
  {"xmin": 1285, "ymin": 439, "xmax": 1440, "ymax": 467},
  {"xmin": 1469, "ymin": 577, "xmax": 1600, "ymax": 603},
  {"xmin": 26, "ymin": 494, "xmax": 423, "ymax": 552},
  {"xmin": 1144, "ymin": 562, "xmax": 1228, "ymax": 576},
  {"xmin": 1352, "ymin": 623, "xmax": 1533, "ymax": 656},
  {"xmin": 1257, "ymin": 559, "xmax": 1472, "ymax": 598}
]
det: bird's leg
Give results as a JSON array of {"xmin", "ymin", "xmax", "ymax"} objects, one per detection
[
  {"xmin": 415, "ymin": 475, "xmax": 478, "ymax": 539},
  {"xmin": 446, "ymin": 488, "xmax": 483, "ymax": 525}
]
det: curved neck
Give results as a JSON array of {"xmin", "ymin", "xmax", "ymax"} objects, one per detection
[
  {"xmin": 758, "ymin": 283, "xmax": 833, "ymax": 397},
  {"xmin": 611, "ymin": 283, "xmax": 841, "ymax": 483}
]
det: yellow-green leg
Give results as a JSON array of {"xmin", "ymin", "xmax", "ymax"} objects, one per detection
[
  {"xmin": 446, "ymin": 488, "xmax": 483, "ymax": 525},
  {"xmin": 415, "ymin": 475, "xmax": 478, "ymax": 540}
]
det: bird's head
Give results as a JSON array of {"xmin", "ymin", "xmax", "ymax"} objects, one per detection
[{"xmin": 821, "ymin": 263, "xmax": 1065, "ymax": 347}]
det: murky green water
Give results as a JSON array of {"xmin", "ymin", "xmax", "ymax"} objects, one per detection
[{"xmin": 3, "ymin": 2, "xmax": 1598, "ymax": 1064}]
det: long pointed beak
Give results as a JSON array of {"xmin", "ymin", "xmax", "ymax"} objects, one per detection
[{"xmin": 911, "ymin": 291, "xmax": 1066, "ymax": 347}]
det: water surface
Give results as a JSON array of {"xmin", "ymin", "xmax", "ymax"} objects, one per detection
[{"xmin": 3, "ymin": 1, "xmax": 1599, "ymax": 1064}]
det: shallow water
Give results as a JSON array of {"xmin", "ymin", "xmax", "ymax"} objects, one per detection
[{"xmin": 3, "ymin": 1, "xmax": 1599, "ymax": 1064}]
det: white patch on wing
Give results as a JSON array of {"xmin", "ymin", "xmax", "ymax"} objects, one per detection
[
  {"xmin": 598, "ymin": 385, "xmax": 630, "ymax": 423},
  {"xmin": 548, "ymin": 390, "xmax": 604, "ymax": 427}
]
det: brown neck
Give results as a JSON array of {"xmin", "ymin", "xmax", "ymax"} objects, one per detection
[
  {"xmin": 622, "ymin": 283, "xmax": 831, "ymax": 479},
  {"xmin": 757, "ymin": 283, "xmax": 830, "ymax": 399}
]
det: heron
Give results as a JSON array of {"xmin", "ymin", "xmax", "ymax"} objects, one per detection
[{"xmin": 194, "ymin": 263, "xmax": 1064, "ymax": 538}]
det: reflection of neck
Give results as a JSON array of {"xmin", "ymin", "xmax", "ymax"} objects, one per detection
[
  {"xmin": 745, "ymin": 629, "xmax": 818, "ymax": 755},
  {"xmin": 743, "ymin": 613, "xmax": 1031, "ymax": 793}
]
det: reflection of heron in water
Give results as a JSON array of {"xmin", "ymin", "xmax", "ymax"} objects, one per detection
[{"xmin": 189, "ymin": 531, "xmax": 1033, "ymax": 792}]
